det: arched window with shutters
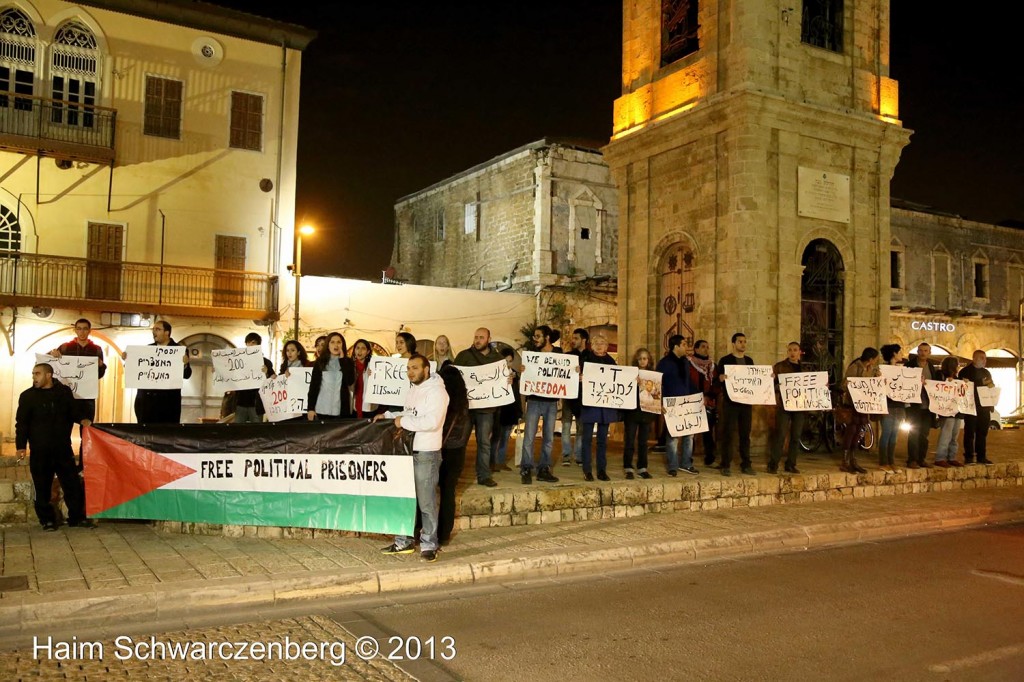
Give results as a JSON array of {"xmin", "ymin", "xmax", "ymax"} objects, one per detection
[
  {"xmin": 50, "ymin": 20, "xmax": 99, "ymax": 128},
  {"xmin": 0, "ymin": 203, "xmax": 21, "ymax": 253},
  {"xmin": 0, "ymin": 7, "xmax": 37, "ymax": 113}
]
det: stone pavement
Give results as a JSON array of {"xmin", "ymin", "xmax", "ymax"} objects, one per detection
[{"xmin": 2, "ymin": 486, "xmax": 1023, "ymax": 649}]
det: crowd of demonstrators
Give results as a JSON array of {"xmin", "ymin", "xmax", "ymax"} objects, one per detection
[
  {"xmin": 656, "ymin": 335, "xmax": 697, "ymax": 476},
  {"xmin": 454, "ymin": 327, "xmax": 502, "ymax": 488},
  {"xmin": 307, "ymin": 332, "xmax": 356, "ymax": 420},
  {"xmin": 622, "ymin": 348, "xmax": 656, "ymax": 479},
  {"xmin": 560, "ymin": 328, "xmax": 588, "ymax": 466},
  {"xmin": 959, "ymin": 350, "xmax": 995, "ymax": 465},
  {"xmin": 770, "ymin": 342, "xmax": 805, "ymax": 474},
  {"xmin": 491, "ymin": 347, "xmax": 521, "ymax": 474},
  {"xmin": 519, "ymin": 325, "xmax": 561, "ymax": 484},
  {"xmin": 878, "ymin": 344, "xmax": 907, "ymax": 472},
  {"xmin": 715, "ymin": 333, "xmax": 755, "ymax": 477}
]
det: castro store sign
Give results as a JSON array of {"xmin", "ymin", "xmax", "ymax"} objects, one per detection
[{"xmin": 911, "ymin": 320, "xmax": 956, "ymax": 333}]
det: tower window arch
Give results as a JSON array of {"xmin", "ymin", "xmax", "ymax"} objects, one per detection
[
  {"xmin": 0, "ymin": 7, "xmax": 36, "ymax": 111},
  {"xmin": 50, "ymin": 20, "xmax": 100, "ymax": 128},
  {"xmin": 0, "ymin": 203, "xmax": 21, "ymax": 253}
]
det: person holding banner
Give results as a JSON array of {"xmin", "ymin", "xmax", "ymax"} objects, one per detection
[
  {"xmin": 934, "ymin": 356, "xmax": 964, "ymax": 467},
  {"xmin": 351, "ymin": 339, "xmax": 377, "ymax": 419},
  {"xmin": 878, "ymin": 344, "xmax": 907, "ymax": 473},
  {"xmin": 769, "ymin": 342, "xmax": 805, "ymax": 474},
  {"xmin": 560, "ymin": 328, "xmax": 588, "ymax": 466},
  {"xmin": 840, "ymin": 347, "xmax": 881, "ymax": 474},
  {"xmin": 454, "ymin": 328, "xmax": 501, "ymax": 487},
  {"xmin": 307, "ymin": 332, "xmax": 356, "ymax": 420},
  {"xmin": 905, "ymin": 343, "xmax": 938, "ymax": 469},
  {"xmin": 714, "ymin": 333, "xmax": 756, "ymax": 476},
  {"xmin": 131, "ymin": 320, "xmax": 192, "ymax": 424},
  {"xmin": 279, "ymin": 340, "xmax": 311, "ymax": 375},
  {"xmin": 579, "ymin": 335, "xmax": 621, "ymax": 481},
  {"xmin": 959, "ymin": 349, "xmax": 995, "ymax": 465},
  {"xmin": 492, "ymin": 347, "xmax": 521, "ymax": 474},
  {"xmin": 519, "ymin": 326, "xmax": 561, "ymax": 484},
  {"xmin": 233, "ymin": 333, "xmax": 276, "ymax": 424},
  {"xmin": 623, "ymin": 348, "xmax": 657, "ymax": 479},
  {"xmin": 690, "ymin": 340, "xmax": 717, "ymax": 467}
]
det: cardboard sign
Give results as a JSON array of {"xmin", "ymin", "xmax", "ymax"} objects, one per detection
[
  {"xmin": 663, "ymin": 394, "xmax": 709, "ymax": 437},
  {"xmin": 925, "ymin": 380, "xmax": 972, "ymax": 418},
  {"xmin": 582, "ymin": 362, "xmax": 638, "ymax": 409},
  {"xmin": 36, "ymin": 353, "xmax": 99, "ymax": 400},
  {"xmin": 724, "ymin": 365, "xmax": 776, "ymax": 405},
  {"xmin": 878, "ymin": 365, "xmax": 923, "ymax": 404},
  {"xmin": 259, "ymin": 368, "xmax": 313, "ymax": 422},
  {"xmin": 124, "ymin": 345, "xmax": 186, "ymax": 389},
  {"xmin": 520, "ymin": 351, "xmax": 580, "ymax": 399},
  {"xmin": 977, "ymin": 385, "xmax": 1001, "ymax": 408},
  {"xmin": 958, "ymin": 381, "xmax": 977, "ymax": 416},
  {"xmin": 364, "ymin": 356, "xmax": 436, "ymax": 407},
  {"xmin": 846, "ymin": 376, "xmax": 889, "ymax": 415},
  {"xmin": 456, "ymin": 360, "xmax": 514, "ymax": 409},
  {"xmin": 638, "ymin": 370, "xmax": 663, "ymax": 414},
  {"xmin": 778, "ymin": 371, "xmax": 832, "ymax": 412},
  {"xmin": 212, "ymin": 346, "xmax": 268, "ymax": 392}
]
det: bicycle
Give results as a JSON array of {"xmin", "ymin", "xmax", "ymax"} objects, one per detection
[{"xmin": 799, "ymin": 408, "xmax": 874, "ymax": 452}]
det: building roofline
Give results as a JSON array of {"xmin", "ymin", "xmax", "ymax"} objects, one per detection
[{"xmin": 73, "ymin": 0, "xmax": 317, "ymax": 50}]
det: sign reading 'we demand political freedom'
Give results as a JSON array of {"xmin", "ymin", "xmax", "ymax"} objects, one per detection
[{"xmin": 520, "ymin": 351, "xmax": 579, "ymax": 399}]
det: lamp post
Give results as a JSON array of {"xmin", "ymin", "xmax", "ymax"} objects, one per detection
[{"xmin": 293, "ymin": 224, "xmax": 314, "ymax": 342}]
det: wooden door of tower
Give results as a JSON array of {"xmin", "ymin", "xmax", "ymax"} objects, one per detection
[
  {"xmin": 658, "ymin": 241, "xmax": 697, "ymax": 353},
  {"xmin": 800, "ymin": 239, "xmax": 845, "ymax": 386}
]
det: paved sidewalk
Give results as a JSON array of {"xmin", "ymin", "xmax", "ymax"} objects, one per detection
[{"xmin": 2, "ymin": 486, "xmax": 1022, "ymax": 646}]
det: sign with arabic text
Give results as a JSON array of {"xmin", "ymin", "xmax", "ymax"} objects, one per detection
[
  {"xmin": 36, "ymin": 353, "xmax": 99, "ymax": 400},
  {"xmin": 663, "ymin": 394, "xmax": 709, "ymax": 437},
  {"xmin": 456, "ymin": 360, "xmax": 514, "ymax": 409},
  {"xmin": 878, "ymin": 365, "xmax": 923, "ymax": 404},
  {"xmin": 212, "ymin": 346, "xmax": 268, "ymax": 392}
]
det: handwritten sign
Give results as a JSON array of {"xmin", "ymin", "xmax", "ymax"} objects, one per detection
[
  {"xmin": 978, "ymin": 386, "xmax": 1001, "ymax": 408},
  {"xmin": 582, "ymin": 362, "xmax": 638, "ymax": 409},
  {"xmin": 456, "ymin": 360, "xmax": 514, "ymax": 409},
  {"xmin": 259, "ymin": 368, "xmax": 313, "ymax": 422},
  {"xmin": 878, "ymin": 365, "xmax": 923, "ymax": 404},
  {"xmin": 638, "ymin": 370, "xmax": 663, "ymax": 414},
  {"xmin": 124, "ymin": 345, "xmax": 186, "ymax": 389},
  {"xmin": 958, "ymin": 381, "xmax": 977, "ymax": 416},
  {"xmin": 846, "ymin": 377, "xmax": 889, "ymax": 415},
  {"xmin": 925, "ymin": 380, "xmax": 972, "ymax": 418},
  {"xmin": 663, "ymin": 394, "xmax": 709, "ymax": 437},
  {"xmin": 36, "ymin": 353, "xmax": 99, "ymax": 399},
  {"xmin": 364, "ymin": 357, "xmax": 437, "ymax": 407},
  {"xmin": 212, "ymin": 346, "xmax": 267, "ymax": 392},
  {"xmin": 520, "ymin": 351, "xmax": 579, "ymax": 399},
  {"xmin": 779, "ymin": 371, "xmax": 832, "ymax": 412},
  {"xmin": 724, "ymin": 365, "xmax": 776, "ymax": 405}
]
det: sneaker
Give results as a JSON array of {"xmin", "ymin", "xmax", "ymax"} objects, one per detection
[
  {"xmin": 963, "ymin": 458, "xmax": 975, "ymax": 465},
  {"xmin": 479, "ymin": 478, "xmax": 498, "ymax": 487},
  {"xmin": 597, "ymin": 470, "xmax": 610, "ymax": 481},
  {"xmin": 420, "ymin": 550, "xmax": 437, "ymax": 563},
  {"xmin": 68, "ymin": 519, "xmax": 98, "ymax": 529},
  {"xmin": 720, "ymin": 468, "xmax": 732, "ymax": 477},
  {"xmin": 978, "ymin": 458, "xmax": 995, "ymax": 466},
  {"xmin": 624, "ymin": 471, "xmax": 635, "ymax": 480},
  {"xmin": 667, "ymin": 469, "xmax": 678, "ymax": 477},
  {"xmin": 537, "ymin": 468, "xmax": 559, "ymax": 483},
  {"xmin": 681, "ymin": 466, "xmax": 699, "ymax": 476},
  {"xmin": 638, "ymin": 471, "xmax": 653, "ymax": 479},
  {"xmin": 41, "ymin": 522, "xmax": 58, "ymax": 532},
  {"xmin": 521, "ymin": 470, "xmax": 532, "ymax": 485},
  {"xmin": 583, "ymin": 472, "xmax": 594, "ymax": 482},
  {"xmin": 741, "ymin": 466, "xmax": 756, "ymax": 476},
  {"xmin": 561, "ymin": 457, "xmax": 571, "ymax": 467},
  {"xmin": 380, "ymin": 543, "xmax": 415, "ymax": 555},
  {"xmin": 784, "ymin": 465, "xmax": 800, "ymax": 474}
]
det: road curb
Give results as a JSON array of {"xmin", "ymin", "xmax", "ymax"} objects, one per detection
[{"xmin": 3, "ymin": 498, "xmax": 1023, "ymax": 642}]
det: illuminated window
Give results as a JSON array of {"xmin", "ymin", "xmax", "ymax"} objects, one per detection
[
  {"xmin": 50, "ymin": 21, "xmax": 99, "ymax": 128},
  {"xmin": 661, "ymin": 0, "xmax": 699, "ymax": 66},
  {"xmin": 230, "ymin": 91, "xmax": 263, "ymax": 151},
  {"xmin": 801, "ymin": 0, "xmax": 844, "ymax": 53},
  {"xmin": 0, "ymin": 8, "xmax": 36, "ymax": 111},
  {"xmin": 0, "ymin": 204, "xmax": 21, "ymax": 252},
  {"xmin": 144, "ymin": 76, "xmax": 182, "ymax": 139}
]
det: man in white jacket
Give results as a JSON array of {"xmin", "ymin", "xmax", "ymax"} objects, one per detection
[{"xmin": 374, "ymin": 354, "xmax": 449, "ymax": 562}]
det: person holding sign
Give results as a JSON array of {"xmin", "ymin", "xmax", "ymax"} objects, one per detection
[
  {"xmin": 131, "ymin": 320, "xmax": 192, "ymax": 424},
  {"xmin": 656, "ymin": 336, "xmax": 698, "ymax": 476},
  {"xmin": 622, "ymin": 348, "xmax": 658, "ymax": 480},
  {"xmin": 878, "ymin": 344, "xmax": 907, "ymax": 473},
  {"xmin": 307, "ymin": 332, "xmax": 356, "ymax": 420},
  {"xmin": 840, "ymin": 348, "xmax": 881, "ymax": 474},
  {"xmin": 905, "ymin": 343, "xmax": 939, "ymax": 469},
  {"xmin": 690, "ymin": 340, "xmax": 717, "ymax": 467},
  {"xmin": 233, "ymin": 333, "xmax": 276, "ymax": 424},
  {"xmin": 560, "ymin": 328, "xmax": 588, "ymax": 466},
  {"xmin": 351, "ymin": 339, "xmax": 377, "ymax": 419},
  {"xmin": 454, "ymin": 328, "xmax": 501, "ymax": 488},
  {"xmin": 279, "ymin": 340, "xmax": 311, "ymax": 375},
  {"xmin": 958, "ymin": 349, "xmax": 995, "ymax": 465},
  {"xmin": 579, "ymin": 335, "xmax": 622, "ymax": 481},
  {"xmin": 519, "ymin": 325, "xmax": 561, "ymax": 484},
  {"xmin": 769, "ymin": 342, "xmax": 805, "ymax": 474},
  {"xmin": 933, "ymin": 357, "xmax": 964, "ymax": 467},
  {"xmin": 714, "ymin": 332, "xmax": 756, "ymax": 477}
]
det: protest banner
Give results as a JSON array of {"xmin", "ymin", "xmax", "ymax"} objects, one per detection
[
  {"xmin": 364, "ymin": 356, "xmax": 436, "ymax": 406},
  {"xmin": 638, "ymin": 370, "xmax": 663, "ymax": 414},
  {"xmin": 925, "ymin": 380, "xmax": 972, "ymax": 417},
  {"xmin": 778, "ymin": 371, "xmax": 832, "ymax": 412},
  {"xmin": 958, "ymin": 380, "xmax": 977, "ymax": 416},
  {"xmin": 520, "ymin": 351, "xmax": 579, "ymax": 399},
  {"xmin": 259, "ymin": 368, "xmax": 313, "ymax": 422},
  {"xmin": 582, "ymin": 362, "xmax": 638, "ymax": 409},
  {"xmin": 124, "ymin": 345, "xmax": 186, "ymax": 389},
  {"xmin": 845, "ymin": 376, "xmax": 889, "ymax": 415},
  {"xmin": 456, "ymin": 359, "xmax": 514, "ymax": 409},
  {"xmin": 978, "ymin": 385, "xmax": 1001, "ymax": 408},
  {"xmin": 35, "ymin": 353, "xmax": 99, "ymax": 399},
  {"xmin": 663, "ymin": 393, "xmax": 709, "ymax": 437},
  {"xmin": 83, "ymin": 421, "xmax": 416, "ymax": 535},
  {"xmin": 724, "ymin": 365, "xmax": 776, "ymax": 405},
  {"xmin": 878, "ymin": 365, "xmax": 923, "ymax": 403},
  {"xmin": 212, "ymin": 346, "xmax": 267, "ymax": 392}
]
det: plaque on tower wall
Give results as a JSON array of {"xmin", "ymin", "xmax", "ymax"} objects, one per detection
[{"xmin": 798, "ymin": 167, "xmax": 850, "ymax": 224}]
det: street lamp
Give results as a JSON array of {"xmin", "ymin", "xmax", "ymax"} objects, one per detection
[{"xmin": 293, "ymin": 224, "xmax": 314, "ymax": 342}]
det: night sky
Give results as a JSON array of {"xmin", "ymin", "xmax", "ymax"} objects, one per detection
[{"xmin": 217, "ymin": 1, "xmax": 1024, "ymax": 279}]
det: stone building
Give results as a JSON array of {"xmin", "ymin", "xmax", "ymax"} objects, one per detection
[{"xmin": 391, "ymin": 139, "xmax": 619, "ymax": 345}]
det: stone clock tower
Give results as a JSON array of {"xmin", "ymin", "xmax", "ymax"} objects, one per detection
[{"xmin": 604, "ymin": 0, "xmax": 910, "ymax": 393}]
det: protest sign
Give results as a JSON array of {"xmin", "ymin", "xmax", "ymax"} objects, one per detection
[
  {"xmin": 958, "ymin": 380, "xmax": 977, "ymax": 416},
  {"xmin": 845, "ymin": 376, "xmax": 889, "ymax": 415},
  {"xmin": 778, "ymin": 371, "xmax": 832, "ymax": 412},
  {"xmin": 36, "ymin": 353, "xmax": 99, "ymax": 399},
  {"xmin": 977, "ymin": 385, "xmax": 1001, "ymax": 408},
  {"xmin": 663, "ymin": 394, "xmax": 709, "ymax": 437},
  {"xmin": 925, "ymin": 380, "xmax": 971, "ymax": 417},
  {"xmin": 724, "ymin": 365, "xmax": 776, "ymax": 405},
  {"xmin": 364, "ymin": 356, "xmax": 436, "ymax": 406},
  {"xmin": 582, "ymin": 362, "xmax": 638, "ymax": 409},
  {"xmin": 638, "ymin": 370, "xmax": 663, "ymax": 414},
  {"xmin": 259, "ymin": 368, "xmax": 313, "ymax": 422},
  {"xmin": 124, "ymin": 345, "xmax": 186, "ymax": 389},
  {"xmin": 520, "ymin": 351, "xmax": 579, "ymax": 399},
  {"xmin": 456, "ymin": 360, "xmax": 514, "ymax": 409},
  {"xmin": 878, "ymin": 365, "xmax": 923, "ymax": 403},
  {"xmin": 212, "ymin": 346, "xmax": 267, "ymax": 392}
]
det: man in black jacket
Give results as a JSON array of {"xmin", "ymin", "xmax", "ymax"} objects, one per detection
[
  {"xmin": 16, "ymin": 364, "xmax": 96, "ymax": 530},
  {"xmin": 959, "ymin": 349, "xmax": 996, "ymax": 465},
  {"xmin": 133, "ymin": 320, "xmax": 192, "ymax": 424}
]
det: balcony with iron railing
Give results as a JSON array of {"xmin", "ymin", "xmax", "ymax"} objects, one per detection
[
  {"xmin": 0, "ymin": 251, "xmax": 278, "ymax": 320},
  {"xmin": 0, "ymin": 91, "xmax": 116, "ymax": 163}
]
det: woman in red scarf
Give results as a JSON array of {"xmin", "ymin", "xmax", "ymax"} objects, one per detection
[{"xmin": 352, "ymin": 338, "xmax": 377, "ymax": 418}]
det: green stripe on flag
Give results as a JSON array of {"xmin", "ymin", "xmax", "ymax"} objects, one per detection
[{"xmin": 93, "ymin": 489, "xmax": 416, "ymax": 535}]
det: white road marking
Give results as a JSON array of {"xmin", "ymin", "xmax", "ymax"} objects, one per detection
[
  {"xmin": 971, "ymin": 568, "xmax": 1024, "ymax": 587},
  {"xmin": 929, "ymin": 643, "xmax": 1024, "ymax": 673}
]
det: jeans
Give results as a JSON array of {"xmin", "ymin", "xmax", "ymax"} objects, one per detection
[
  {"xmin": 491, "ymin": 424, "xmax": 514, "ymax": 469},
  {"xmin": 879, "ymin": 406, "xmax": 905, "ymax": 466},
  {"xmin": 395, "ymin": 450, "xmax": 442, "ymax": 552},
  {"xmin": 470, "ymin": 410, "xmax": 495, "ymax": 482},
  {"xmin": 580, "ymin": 422, "xmax": 609, "ymax": 474},
  {"xmin": 623, "ymin": 414, "xmax": 651, "ymax": 472},
  {"xmin": 935, "ymin": 417, "xmax": 962, "ymax": 462},
  {"xmin": 720, "ymin": 401, "xmax": 752, "ymax": 470},
  {"xmin": 234, "ymin": 406, "xmax": 260, "ymax": 424},
  {"xmin": 521, "ymin": 399, "xmax": 557, "ymax": 471},
  {"xmin": 561, "ymin": 415, "xmax": 582, "ymax": 462},
  {"xmin": 770, "ymin": 409, "xmax": 804, "ymax": 468},
  {"xmin": 665, "ymin": 434, "xmax": 694, "ymax": 472},
  {"xmin": 962, "ymin": 409, "xmax": 991, "ymax": 462}
]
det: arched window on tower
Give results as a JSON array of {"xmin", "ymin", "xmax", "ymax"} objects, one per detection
[
  {"xmin": 0, "ymin": 7, "xmax": 37, "ymax": 113},
  {"xmin": 0, "ymin": 203, "xmax": 21, "ymax": 254},
  {"xmin": 50, "ymin": 20, "xmax": 99, "ymax": 128},
  {"xmin": 801, "ymin": 0, "xmax": 844, "ymax": 53}
]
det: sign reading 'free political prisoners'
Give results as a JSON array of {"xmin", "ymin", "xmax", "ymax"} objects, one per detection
[
  {"xmin": 211, "ymin": 346, "xmax": 267, "ymax": 392},
  {"xmin": 364, "ymin": 356, "xmax": 437, "ymax": 407},
  {"xmin": 259, "ymin": 368, "xmax": 313, "ymax": 422},
  {"xmin": 663, "ymin": 393, "xmax": 709, "ymax": 437},
  {"xmin": 723, "ymin": 365, "xmax": 776, "ymax": 405},
  {"xmin": 520, "ymin": 351, "xmax": 580, "ymax": 399},
  {"xmin": 582, "ymin": 363, "xmax": 638, "ymax": 410},
  {"xmin": 455, "ymin": 360, "xmax": 514, "ymax": 409},
  {"xmin": 35, "ymin": 353, "xmax": 99, "ymax": 400},
  {"xmin": 846, "ymin": 376, "xmax": 888, "ymax": 415},
  {"xmin": 124, "ymin": 345, "xmax": 186, "ymax": 389},
  {"xmin": 779, "ymin": 371, "xmax": 832, "ymax": 412}
]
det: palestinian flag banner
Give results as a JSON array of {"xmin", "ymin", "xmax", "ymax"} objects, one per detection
[{"xmin": 82, "ymin": 421, "xmax": 416, "ymax": 535}]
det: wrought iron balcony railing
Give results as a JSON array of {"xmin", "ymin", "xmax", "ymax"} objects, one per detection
[
  {"xmin": 0, "ymin": 251, "xmax": 278, "ymax": 320},
  {"xmin": 0, "ymin": 91, "xmax": 116, "ymax": 163}
]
